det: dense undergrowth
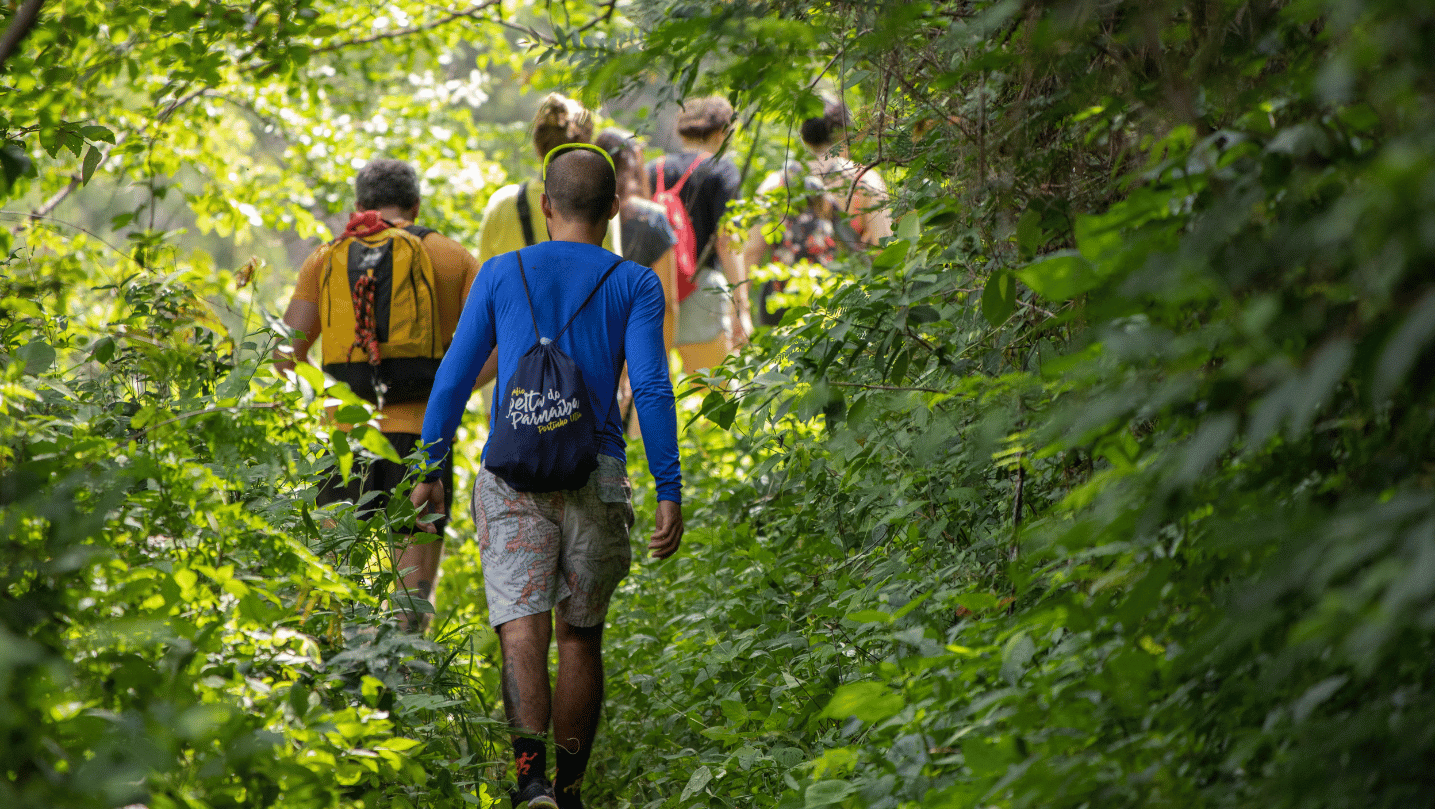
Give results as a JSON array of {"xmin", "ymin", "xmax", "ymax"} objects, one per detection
[
  {"xmin": 5, "ymin": 0, "xmax": 1435, "ymax": 808},
  {"xmin": 578, "ymin": 1, "xmax": 1435, "ymax": 807},
  {"xmin": 0, "ymin": 262, "xmax": 513, "ymax": 807}
]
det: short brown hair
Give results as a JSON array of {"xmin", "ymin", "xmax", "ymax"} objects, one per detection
[
  {"xmin": 355, "ymin": 158, "xmax": 420, "ymax": 211},
  {"xmin": 675, "ymin": 96, "xmax": 734, "ymax": 139},
  {"xmin": 532, "ymin": 92, "xmax": 594, "ymax": 160}
]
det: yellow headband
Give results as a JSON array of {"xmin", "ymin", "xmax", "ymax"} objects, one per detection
[{"xmin": 542, "ymin": 142, "xmax": 616, "ymax": 181}]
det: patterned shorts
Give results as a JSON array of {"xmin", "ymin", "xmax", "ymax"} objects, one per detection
[{"xmin": 472, "ymin": 454, "xmax": 635, "ymax": 628}]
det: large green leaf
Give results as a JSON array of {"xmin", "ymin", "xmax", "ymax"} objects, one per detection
[
  {"xmin": 821, "ymin": 682, "xmax": 904, "ymax": 722},
  {"xmin": 1016, "ymin": 250, "xmax": 1101, "ymax": 301}
]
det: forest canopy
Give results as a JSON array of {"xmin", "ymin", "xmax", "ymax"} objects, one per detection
[{"xmin": 3, "ymin": 1, "xmax": 1434, "ymax": 808}]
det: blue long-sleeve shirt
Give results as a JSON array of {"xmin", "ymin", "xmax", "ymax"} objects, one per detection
[{"xmin": 420, "ymin": 240, "xmax": 682, "ymax": 502}]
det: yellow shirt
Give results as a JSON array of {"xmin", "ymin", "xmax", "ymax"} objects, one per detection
[
  {"xmin": 292, "ymin": 220, "xmax": 480, "ymax": 434},
  {"xmin": 477, "ymin": 180, "xmax": 620, "ymax": 264}
]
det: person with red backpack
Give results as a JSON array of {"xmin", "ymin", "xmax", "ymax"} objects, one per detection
[{"xmin": 646, "ymin": 96, "xmax": 752, "ymax": 374}]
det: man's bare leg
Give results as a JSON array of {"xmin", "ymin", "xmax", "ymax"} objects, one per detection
[
  {"xmin": 499, "ymin": 612, "xmax": 555, "ymax": 796},
  {"xmin": 393, "ymin": 535, "xmax": 443, "ymax": 632},
  {"xmin": 552, "ymin": 617, "xmax": 604, "ymax": 809}
]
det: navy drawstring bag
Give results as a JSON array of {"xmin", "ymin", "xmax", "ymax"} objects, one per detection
[{"xmin": 484, "ymin": 250, "xmax": 624, "ymax": 493}]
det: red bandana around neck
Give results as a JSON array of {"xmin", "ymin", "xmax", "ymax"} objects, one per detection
[{"xmin": 341, "ymin": 210, "xmax": 391, "ymax": 240}]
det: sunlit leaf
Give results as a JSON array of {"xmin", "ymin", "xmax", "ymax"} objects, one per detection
[
  {"xmin": 821, "ymin": 682, "xmax": 903, "ymax": 722},
  {"xmin": 982, "ymin": 271, "xmax": 1016, "ymax": 326},
  {"xmin": 1016, "ymin": 250, "xmax": 1101, "ymax": 301}
]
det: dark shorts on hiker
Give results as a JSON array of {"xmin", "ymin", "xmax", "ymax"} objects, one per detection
[
  {"xmin": 318, "ymin": 431, "xmax": 454, "ymax": 534},
  {"xmin": 472, "ymin": 454, "xmax": 635, "ymax": 628}
]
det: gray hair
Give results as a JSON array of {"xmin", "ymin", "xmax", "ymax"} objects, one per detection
[{"xmin": 355, "ymin": 158, "xmax": 420, "ymax": 211}]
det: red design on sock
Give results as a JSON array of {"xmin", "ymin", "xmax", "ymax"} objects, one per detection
[{"xmin": 516, "ymin": 751, "xmax": 538, "ymax": 777}]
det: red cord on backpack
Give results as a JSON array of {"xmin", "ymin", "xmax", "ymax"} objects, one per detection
[{"xmin": 347, "ymin": 274, "xmax": 381, "ymax": 368}]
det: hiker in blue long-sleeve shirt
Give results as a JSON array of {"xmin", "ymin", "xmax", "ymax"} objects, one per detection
[{"xmin": 410, "ymin": 144, "xmax": 682, "ymax": 809}]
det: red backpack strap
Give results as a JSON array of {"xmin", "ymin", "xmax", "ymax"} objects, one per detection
[
  {"xmin": 655, "ymin": 156, "xmax": 668, "ymax": 195},
  {"xmin": 668, "ymin": 153, "xmax": 708, "ymax": 196}
]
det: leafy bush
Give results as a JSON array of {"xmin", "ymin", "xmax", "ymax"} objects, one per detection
[
  {"xmin": 0, "ymin": 254, "xmax": 505, "ymax": 808},
  {"xmin": 578, "ymin": 1, "xmax": 1435, "ymax": 807}
]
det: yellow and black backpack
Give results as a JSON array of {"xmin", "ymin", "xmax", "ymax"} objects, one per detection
[{"xmin": 319, "ymin": 223, "xmax": 443, "ymax": 406}]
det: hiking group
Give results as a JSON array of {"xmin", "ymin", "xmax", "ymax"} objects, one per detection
[{"xmin": 276, "ymin": 90, "xmax": 889, "ymax": 809}]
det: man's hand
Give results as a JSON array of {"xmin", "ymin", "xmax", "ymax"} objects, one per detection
[
  {"xmin": 649, "ymin": 500, "xmax": 683, "ymax": 559},
  {"xmin": 410, "ymin": 479, "xmax": 446, "ymax": 534}
]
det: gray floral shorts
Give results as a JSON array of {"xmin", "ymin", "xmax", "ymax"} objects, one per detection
[{"xmin": 471, "ymin": 454, "xmax": 635, "ymax": 627}]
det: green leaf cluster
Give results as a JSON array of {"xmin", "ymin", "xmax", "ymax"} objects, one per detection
[
  {"xmin": 0, "ymin": 247, "xmax": 507, "ymax": 807},
  {"xmin": 567, "ymin": 1, "xmax": 1435, "ymax": 807}
]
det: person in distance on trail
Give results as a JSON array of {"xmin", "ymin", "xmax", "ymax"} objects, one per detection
[
  {"xmin": 595, "ymin": 128, "xmax": 678, "ymax": 351},
  {"xmin": 647, "ymin": 95, "xmax": 752, "ymax": 373},
  {"xmin": 477, "ymin": 92, "xmax": 621, "ymax": 262},
  {"xmin": 742, "ymin": 160, "xmax": 857, "ymax": 327},
  {"xmin": 276, "ymin": 157, "xmax": 480, "ymax": 633},
  {"xmin": 793, "ymin": 96, "xmax": 892, "ymax": 244},
  {"xmin": 411, "ymin": 145, "xmax": 683, "ymax": 809},
  {"xmin": 742, "ymin": 97, "xmax": 892, "ymax": 326}
]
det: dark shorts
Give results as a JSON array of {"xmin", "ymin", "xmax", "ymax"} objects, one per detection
[{"xmin": 317, "ymin": 432, "xmax": 454, "ymax": 534}]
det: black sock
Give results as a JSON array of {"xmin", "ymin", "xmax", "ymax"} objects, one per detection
[
  {"xmin": 553, "ymin": 746, "xmax": 590, "ymax": 809},
  {"xmin": 513, "ymin": 737, "xmax": 546, "ymax": 790}
]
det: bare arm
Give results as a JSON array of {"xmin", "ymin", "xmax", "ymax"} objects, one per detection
[
  {"xmin": 410, "ymin": 479, "xmax": 445, "ymax": 534},
  {"xmin": 717, "ymin": 226, "xmax": 753, "ymax": 347},
  {"xmin": 274, "ymin": 299, "xmax": 319, "ymax": 374},
  {"xmin": 742, "ymin": 221, "xmax": 769, "ymax": 273},
  {"xmin": 651, "ymin": 248, "xmax": 679, "ymax": 352},
  {"xmin": 852, "ymin": 173, "xmax": 893, "ymax": 245},
  {"xmin": 476, "ymin": 348, "xmax": 499, "ymax": 389}
]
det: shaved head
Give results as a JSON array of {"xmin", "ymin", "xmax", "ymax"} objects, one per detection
[{"xmin": 544, "ymin": 148, "xmax": 617, "ymax": 226}]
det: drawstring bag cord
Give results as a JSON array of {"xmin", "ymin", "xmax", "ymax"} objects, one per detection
[{"xmin": 347, "ymin": 273, "xmax": 385, "ymax": 410}]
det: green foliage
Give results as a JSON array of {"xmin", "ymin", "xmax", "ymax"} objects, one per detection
[
  {"xmin": 0, "ymin": 251, "xmax": 509, "ymax": 807},
  {"xmin": 6, "ymin": 0, "xmax": 1435, "ymax": 808},
  {"xmin": 568, "ymin": 0, "xmax": 1435, "ymax": 808}
]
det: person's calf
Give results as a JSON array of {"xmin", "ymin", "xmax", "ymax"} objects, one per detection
[
  {"xmin": 553, "ymin": 746, "xmax": 588, "ymax": 809},
  {"xmin": 552, "ymin": 618, "xmax": 603, "ymax": 807},
  {"xmin": 393, "ymin": 533, "xmax": 443, "ymax": 632},
  {"xmin": 498, "ymin": 613, "xmax": 556, "ymax": 733}
]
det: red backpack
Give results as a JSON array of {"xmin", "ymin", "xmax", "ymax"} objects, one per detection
[{"xmin": 653, "ymin": 154, "xmax": 707, "ymax": 302}]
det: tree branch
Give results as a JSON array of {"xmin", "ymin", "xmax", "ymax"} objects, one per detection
[
  {"xmin": 312, "ymin": 0, "xmax": 504, "ymax": 54},
  {"xmin": 14, "ymin": 1, "xmax": 504, "ymax": 227},
  {"xmin": 826, "ymin": 381, "xmax": 948, "ymax": 394},
  {"xmin": 18, "ymin": 83, "xmax": 210, "ymax": 231},
  {"xmin": 0, "ymin": 0, "xmax": 45, "ymax": 71}
]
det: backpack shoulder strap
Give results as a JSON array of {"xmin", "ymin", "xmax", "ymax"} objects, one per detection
[
  {"xmin": 669, "ymin": 153, "xmax": 707, "ymax": 196},
  {"xmin": 403, "ymin": 224, "xmax": 435, "ymax": 240},
  {"xmin": 654, "ymin": 157, "xmax": 668, "ymax": 195},
  {"xmin": 516, "ymin": 182, "xmax": 536, "ymax": 247},
  {"xmin": 555, "ymin": 259, "xmax": 626, "ymax": 341},
  {"xmin": 514, "ymin": 250, "xmax": 543, "ymax": 342}
]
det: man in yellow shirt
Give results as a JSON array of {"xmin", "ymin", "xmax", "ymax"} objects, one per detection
[{"xmin": 277, "ymin": 157, "xmax": 480, "ymax": 632}]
